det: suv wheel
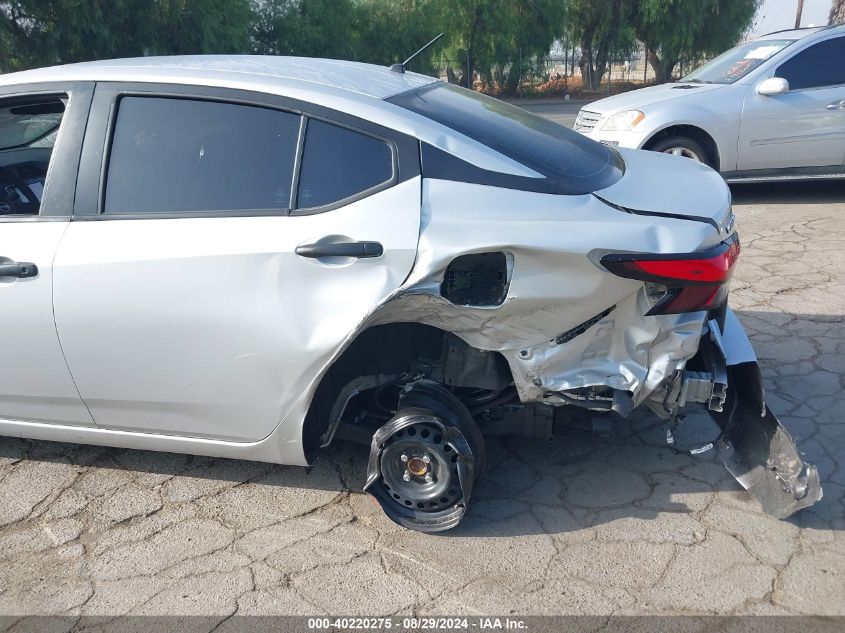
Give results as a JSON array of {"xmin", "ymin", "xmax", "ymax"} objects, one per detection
[{"xmin": 650, "ymin": 136, "xmax": 709, "ymax": 165}]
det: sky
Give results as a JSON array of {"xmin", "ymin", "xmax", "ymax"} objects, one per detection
[{"xmin": 751, "ymin": 0, "xmax": 833, "ymax": 36}]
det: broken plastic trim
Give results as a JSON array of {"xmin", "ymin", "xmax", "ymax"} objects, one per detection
[
  {"xmin": 554, "ymin": 306, "xmax": 615, "ymax": 345},
  {"xmin": 703, "ymin": 318, "xmax": 822, "ymax": 518},
  {"xmin": 711, "ymin": 363, "xmax": 822, "ymax": 518}
]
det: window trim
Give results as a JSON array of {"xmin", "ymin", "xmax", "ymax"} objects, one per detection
[
  {"xmin": 774, "ymin": 35, "xmax": 845, "ymax": 92},
  {"xmin": 74, "ymin": 82, "xmax": 417, "ymax": 221},
  {"xmin": 0, "ymin": 82, "xmax": 94, "ymax": 222}
]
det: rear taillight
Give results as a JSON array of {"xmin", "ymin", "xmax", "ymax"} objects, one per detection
[{"xmin": 601, "ymin": 236, "xmax": 740, "ymax": 315}]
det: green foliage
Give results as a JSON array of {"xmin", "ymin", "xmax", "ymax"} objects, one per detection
[
  {"xmin": 350, "ymin": 0, "xmax": 437, "ymax": 70},
  {"xmin": 425, "ymin": 0, "xmax": 565, "ymax": 92},
  {"xmin": 0, "ymin": 0, "xmax": 760, "ymax": 91},
  {"xmin": 252, "ymin": 0, "xmax": 356, "ymax": 58},
  {"xmin": 627, "ymin": 0, "xmax": 760, "ymax": 81},
  {"xmin": 0, "ymin": 0, "xmax": 252, "ymax": 71},
  {"xmin": 565, "ymin": 0, "xmax": 636, "ymax": 90},
  {"xmin": 151, "ymin": 0, "xmax": 253, "ymax": 55}
]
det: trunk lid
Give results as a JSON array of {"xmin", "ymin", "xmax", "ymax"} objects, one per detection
[{"xmin": 595, "ymin": 148, "xmax": 734, "ymax": 237}]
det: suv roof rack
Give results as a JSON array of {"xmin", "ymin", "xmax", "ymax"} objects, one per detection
[{"xmin": 762, "ymin": 24, "xmax": 837, "ymax": 37}]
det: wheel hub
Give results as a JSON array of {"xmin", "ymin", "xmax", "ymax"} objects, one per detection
[
  {"xmin": 663, "ymin": 146, "xmax": 702, "ymax": 161},
  {"xmin": 378, "ymin": 422, "xmax": 460, "ymax": 512},
  {"xmin": 406, "ymin": 456, "xmax": 429, "ymax": 477}
]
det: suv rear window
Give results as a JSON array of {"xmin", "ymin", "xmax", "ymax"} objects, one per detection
[
  {"xmin": 104, "ymin": 97, "xmax": 300, "ymax": 214},
  {"xmin": 387, "ymin": 83, "xmax": 623, "ymax": 194}
]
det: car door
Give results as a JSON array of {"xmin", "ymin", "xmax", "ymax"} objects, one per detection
[
  {"xmin": 737, "ymin": 35, "xmax": 845, "ymax": 171},
  {"xmin": 52, "ymin": 84, "xmax": 421, "ymax": 443},
  {"xmin": 0, "ymin": 83, "xmax": 96, "ymax": 427}
]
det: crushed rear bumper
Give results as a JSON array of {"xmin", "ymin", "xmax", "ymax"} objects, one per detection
[{"xmin": 706, "ymin": 310, "xmax": 822, "ymax": 518}]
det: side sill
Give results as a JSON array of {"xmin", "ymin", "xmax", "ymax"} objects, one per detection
[
  {"xmin": 723, "ymin": 166, "xmax": 845, "ymax": 183},
  {"xmin": 0, "ymin": 417, "xmax": 307, "ymax": 466}
]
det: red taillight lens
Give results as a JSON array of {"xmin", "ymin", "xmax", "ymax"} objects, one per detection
[{"xmin": 601, "ymin": 236, "xmax": 740, "ymax": 315}]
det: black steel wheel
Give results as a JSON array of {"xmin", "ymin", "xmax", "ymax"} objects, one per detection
[
  {"xmin": 363, "ymin": 381, "xmax": 485, "ymax": 532},
  {"xmin": 379, "ymin": 416, "xmax": 465, "ymax": 514}
]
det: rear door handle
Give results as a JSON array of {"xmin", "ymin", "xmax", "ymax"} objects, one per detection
[
  {"xmin": 295, "ymin": 241, "xmax": 383, "ymax": 259},
  {"xmin": 0, "ymin": 261, "xmax": 38, "ymax": 278},
  {"xmin": 826, "ymin": 100, "xmax": 845, "ymax": 110}
]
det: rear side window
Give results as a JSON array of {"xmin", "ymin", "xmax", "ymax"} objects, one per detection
[
  {"xmin": 296, "ymin": 119, "xmax": 393, "ymax": 208},
  {"xmin": 104, "ymin": 97, "xmax": 300, "ymax": 214},
  {"xmin": 776, "ymin": 37, "xmax": 845, "ymax": 90},
  {"xmin": 388, "ymin": 83, "xmax": 623, "ymax": 195},
  {"xmin": 0, "ymin": 97, "xmax": 65, "ymax": 216}
]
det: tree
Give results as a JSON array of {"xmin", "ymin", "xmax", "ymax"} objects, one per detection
[
  {"xmin": 426, "ymin": 0, "xmax": 564, "ymax": 92},
  {"xmin": 0, "ymin": 0, "xmax": 253, "ymax": 71},
  {"xmin": 628, "ymin": 0, "xmax": 759, "ymax": 83},
  {"xmin": 151, "ymin": 0, "xmax": 252, "ymax": 55},
  {"xmin": 484, "ymin": 0, "xmax": 565, "ymax": 95},
  {"xmin": 349, "ymin": 0, "xmax": 438, "ymax": 71},
  {"xmin": 831, "ymin": 0, "xmax": 845, "ymax": 25},
  {"xmin": 252, "ymin": 0, "xmax": 356, "ymax": 59},
  {"xmin": 565, "ymin": 0, "xmax": 634, "ymax": 91},
  {"xmin": 426, "ymin": 0, "xmax": 494, "ymax": 87},
  {"xmin": 0, "ymin": 0, "xmax": 170, "ymax": 69}
]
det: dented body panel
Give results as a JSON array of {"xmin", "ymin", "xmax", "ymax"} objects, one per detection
[{"xmin": 366, "ymin": 178, "xmax": 717, "ymax": 406}]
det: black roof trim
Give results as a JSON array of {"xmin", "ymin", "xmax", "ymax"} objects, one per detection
[{"xmin": 421, "ymin": 143, "xmax": 624, "ymax": 196}]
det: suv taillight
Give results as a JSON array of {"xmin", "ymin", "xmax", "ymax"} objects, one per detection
[{"xmin": 600, "ymin": 236, "xmax": 740, "ymax": 315}]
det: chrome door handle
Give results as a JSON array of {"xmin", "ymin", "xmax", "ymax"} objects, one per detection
[{"xmin": 826, "ymin": 100, "xmax": 845, "ymax": 110}]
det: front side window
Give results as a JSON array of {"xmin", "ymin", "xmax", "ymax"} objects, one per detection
[
  {"xmin": 104, "ymin": 97, "xmax": 300, "ymax": 214},
  {"xmin": 388, "ymin": 83, "xmax": 622, "ymax": 194},
  {"xmin": 680, "ymin": 39, "xmax": 793, "ymax": 84},
  {"xmin": 0, "ymin": 97, "xmax": 65, "ymax": 216},
  {"xmin": 296, "ymin": 119, "xmax": 393, "ymax": 209},
  {"xmin": 776, "ymin": 37, "xmax": 845, "ymax": 90}
]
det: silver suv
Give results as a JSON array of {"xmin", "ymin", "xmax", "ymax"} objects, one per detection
[{"xmin": 576, "ymin": 25, "xmax": 845, "ymax": 182}]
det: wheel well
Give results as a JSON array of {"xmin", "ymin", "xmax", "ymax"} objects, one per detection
[
  {"xmin": 644, "ymin": 125, "xmax": 720, "ymax": 170},
  {"xmin": 301, "ymin": 323, "xmax": 512, "ymax": 461}
]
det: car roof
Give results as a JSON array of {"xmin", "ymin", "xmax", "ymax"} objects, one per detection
[
  {"xmin": 0, "ymin": 55, "xmax": 438, "ymax": 100},
  {"xmin": 0, "ymin": 55, "xmax": 540, "ymax": 179},
  {"xmin": 759, "ymin": 24, "xmax": 844, "ymax": 40}
]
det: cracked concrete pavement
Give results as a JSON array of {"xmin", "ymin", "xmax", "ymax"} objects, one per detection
[{"xmin": 1, "ymin": 180, "xmax": 844, "ymax": 619}]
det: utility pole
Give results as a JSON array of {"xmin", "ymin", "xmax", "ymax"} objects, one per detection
[
  {"xmin": 794, "ymin": 0, "xmax": 804, "ymax": 28},
  {"xmin": 830, "ymin": 0, "xmax": 845, "ymax": 24}
]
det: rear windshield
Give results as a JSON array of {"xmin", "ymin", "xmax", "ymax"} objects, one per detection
[{"xmin": 387, "ymin": 83, "xmax": 623, "ymax": 194}]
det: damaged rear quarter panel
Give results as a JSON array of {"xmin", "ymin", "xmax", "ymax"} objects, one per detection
[{"xmin": 365, "ymin": 179, "xmax": 721, "ymax": 404}]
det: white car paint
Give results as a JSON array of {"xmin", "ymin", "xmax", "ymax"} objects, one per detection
[
  {"xmin": 53, "ymin": 178, "xmax": 421, "ymax": 445},
  {"xmin": 0, "ymin": 221, "xmax": 94, "ymax": 426}
]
